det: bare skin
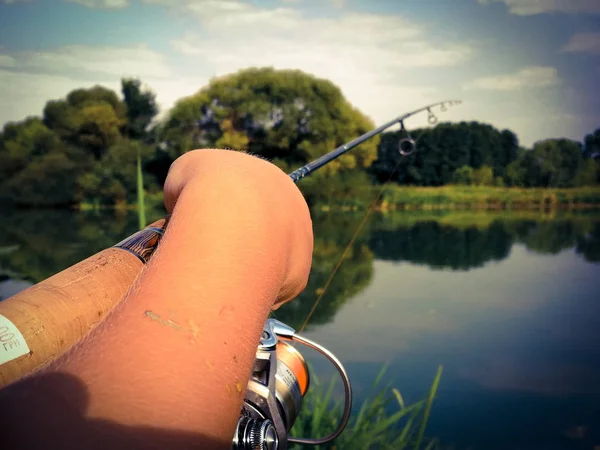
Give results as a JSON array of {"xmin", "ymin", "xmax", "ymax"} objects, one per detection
[{"xmin": 0, "ymin": 149, "xmax": 314, "ymax": 449}]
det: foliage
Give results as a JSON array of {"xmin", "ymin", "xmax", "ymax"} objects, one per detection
[
  {"xmin": 0, "ymin": 151, "xmax": 80, "ymax": 207},
  {"xmin": 0, "ymin": 79, "xmax": 162, "ymax": 207},
  {"xmin": 43, "ymin": 86, "xmax": 127, "ymax": 159},
  {"xmin": 160, "ymin": 67, "xmax": 379, "ymax": 200},
  {"xmin": 583, "ymin": 128, "xmax": 600, "ymax": 159},
  {"xmin": 290, "ymin": 365, "xmax": 443, "ymax": 450},
  {"xmin": 77, "ymin": 139, "xmax": 158, "ymax": 206},
  {"xmin": 451, "ymin": 166, "xmax": 473, "ymax": 185},
  {"xmin": 472, "ymin": 165, "xmax": 494, "ymax": 186},
  {"xmin": 503, "ymin": 139, "xmax": 596, "ymax": 188},
  {"xmin": 0, "ymin": 69, "xmax": 598, "ymax": 208},
  {"xmin": 377, "ymin": 185, "xmax": 600, "ymax": 211},
  {"xmin": 121, "ymin": 78, "xmax": 159, "ymax": 141},
  {"xmin": 370, "ymin": 122, "xmax": 520, "ymax": 186}
]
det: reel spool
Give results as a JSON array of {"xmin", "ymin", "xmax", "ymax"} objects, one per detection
[{"xmin": 233, "ymin": 319, "xmax": 352, "ymax": 450}]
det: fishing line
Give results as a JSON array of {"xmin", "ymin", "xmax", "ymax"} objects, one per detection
[{"xmin": 297, "ymin": 120, "xmax": 431, "ymax": 334}]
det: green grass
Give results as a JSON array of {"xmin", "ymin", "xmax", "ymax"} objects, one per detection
[
  {"xmin": 369, "ymin": 209, "xmax": 600, "ymax": 231},
  {"xmin": 377, "ymin": 185, "xmax": 600, "ymax": 211},
  {"xmin": 289, "ymin": 365, "xmax": 443, "ymax": 450}
]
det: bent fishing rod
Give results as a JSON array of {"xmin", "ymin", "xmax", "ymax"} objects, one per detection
[{"xmin": 0, "ymin": 99, "xmax": 461, "ymax": 449}]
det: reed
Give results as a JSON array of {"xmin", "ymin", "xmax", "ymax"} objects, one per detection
[
  {"xmin": 290, "ymin": 364, "xmax": 443, "ymax": 450},
  {"xmin": 136, "ymin": 149, "xmax": 146, "ymax": 229}
]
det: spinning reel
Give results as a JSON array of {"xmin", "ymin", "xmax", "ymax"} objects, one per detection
[{"xmin": 232, "ymin": 319, "xmax": 352, "ymax": 450}]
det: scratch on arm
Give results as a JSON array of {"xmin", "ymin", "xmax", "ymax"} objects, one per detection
[{"xmin": 144, "ymin": 310, "xmax": 183, "ymax": 330}]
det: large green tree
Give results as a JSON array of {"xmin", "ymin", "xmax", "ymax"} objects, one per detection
[
  {"xmin": 370, "ymin": 121, "xmax": 519, "ymax": 186},
  {"xmin": 505, "ymin": 138, "xmax": 590, "ymax": 187},
  {"xmin": 121, "ymin": 78, "xmax": 159, "ymax": 141},
  {"xmin": 160, "ymin": 67, "xmax": 379, "ymax": 178},
  {"xmin": 43, "ymin": 86, "xmax": 127, "ymax": 159},
  {"xmin": 0, "ymin": 118, "xmax": 90, "ymax": 206}
]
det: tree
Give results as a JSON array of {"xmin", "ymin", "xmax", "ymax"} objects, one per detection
[
  {"xmin": 159, "ymin": 67, "xmax": 379, "ymax": 176},
  {"xmin": 370, "ymin": 122, "xmax": 520, "ymax": 186},
  {"xmin": 42, "ymin": 86, "xmax": 127, "ymax": 159},
  {"xmin": 0, "ymin": 151, "xmax": 80, "ymax": 206},
  {"xmin": 452, "ymin": 166, "xmax": 474, "ymax": 185},
  {"xmin": 472, "ymin": 165, "xmax": 494, "ymax": 186},
  {"xmin": 77, "ymin": 139, "xmax": 158, "ymax": 206},
  {"xmin": 0, "ymin": 118, "xmax": 62, "ymax": 181},
  {"xmin": 121, "ymin": 78, "xmax": 159, "ymax": 141},
  {"xmin": 583, "ymin": 128, "xmax": 600, "ymax": 159}
]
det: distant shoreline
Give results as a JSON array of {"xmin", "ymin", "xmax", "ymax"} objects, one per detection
[
  {"xmin": 2, "ymin": 186, "xmax": 600, "ymax": 213},
  {"xmin": 321, "ymin": 186, "xmax": 600, "ymax": 212}
]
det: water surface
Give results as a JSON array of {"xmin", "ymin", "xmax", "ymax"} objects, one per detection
[{"xmin": 1, "ymin": 208, "xmax": 599, "ymax": 449}]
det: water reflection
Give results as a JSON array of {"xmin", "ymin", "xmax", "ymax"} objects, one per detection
[
  {"xmin": 0, "ymin": 208, "xmax": 165, "ymax": 285},
  {"xmin": 369, "ymin": 212, "xmax": 600, "ymax": 269},
  {"xmin": 369, "ymin": 220, "xmax": 512, "ymax": 270}
]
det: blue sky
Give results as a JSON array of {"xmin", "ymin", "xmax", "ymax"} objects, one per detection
[{"xmin": 0, "ymin": 0, "xmax": 598, "ymax": 146}]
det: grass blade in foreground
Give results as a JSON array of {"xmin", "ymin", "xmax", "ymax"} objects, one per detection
[
  {"xmin": 136, "ymin": 149, "xmax": 146, "ymax": 229},
  {"xmin": 290, "ymin": 365, "xmax": 443, "ymax": 449}
]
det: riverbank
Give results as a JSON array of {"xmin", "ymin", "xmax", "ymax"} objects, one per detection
[
  {"xmin": 318, "ymin": 186, "xmax": 600, "ymax": 212},
  {"xmin": 378, "ymin": 186, "xmax": 600, "ymax": 210},
  {"xmin": 74, "ymin": 186, "xmax": 600, "ymax": 213}
]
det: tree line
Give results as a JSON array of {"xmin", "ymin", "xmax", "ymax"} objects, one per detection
[{"xmin": 0, "ymin": 67, "xmax": 598, "ymax": 208}]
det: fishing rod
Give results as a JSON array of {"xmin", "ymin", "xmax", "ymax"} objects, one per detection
[
  {"xmin": 289, "ymin": 100, "xmax": 461, "ymax": 182},
  {"xmin": 0, "ymin": 99, "xmax": 461, "ymax": 449}
]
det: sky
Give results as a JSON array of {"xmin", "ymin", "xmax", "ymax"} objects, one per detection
[{"xmin": 0, "ymin": 0, "xmax": 598, "ymax": 147}]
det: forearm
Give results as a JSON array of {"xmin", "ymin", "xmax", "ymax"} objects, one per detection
[{"xmin": 0, "ymin": 157, "xmax": 307, "ymax": 448}]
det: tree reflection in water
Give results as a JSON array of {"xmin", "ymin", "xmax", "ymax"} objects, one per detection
[{"xmin": 1, "ymin": 210, "xmax": 599, "ymax": 327}]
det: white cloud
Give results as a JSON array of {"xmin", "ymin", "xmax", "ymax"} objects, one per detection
[
  {"xmin": 1, "ymin": 1, "xmax": 475, "ymax": 131},
  {"xmin": 4, "ymin": 45, "xmax": 173, "ymax": 78},
  {"xmin": 0, "ymin": 0, "xmax": 576, "ymax": 147},
  {"xmin": 65, "ymin": 0, "xmax": 130, "ymax": 8},
  {"xmin": 561, "ymin": 32, "xmax": 600, "ymax": 55},
  {"xmin": 0, "ymin": 45, "xmax": 205, "ymax": 127},
  {"xmin": 0, "ymin": 55, "xmax": 16, "ymax": 67},
  {"xmin": 463, "ymin": 66, "xmax": 560, "ymax": 91},
  {"xmin": 168, "ymin": 4, "xmax": 473, "ymax": 125},
  {"xmin": 478, "ymin": 0, "xmax": 600, "ymax": 15}
]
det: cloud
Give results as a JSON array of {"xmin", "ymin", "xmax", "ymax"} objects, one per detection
[
  {"xmin": 3, "ymin": 44, "xmax": 173, "ymax": 78},
  {"xmin": 0, "ymin": 1, "xmax": 475, "ymax": 130},
  {"xmin": 478, "ymin": 0, "xmax": 600, "ymax": 15},
  {"xmin": 0, "ymin": 0, "xmax": 575, "ymax": 147},
  {"xmin": 168, "ymin": 3, "xmax": 473, "ymax": 124},
  {"xmin": 561, "ymin": 32, "xmax": 600, "ymax": 55},
  {"xmin": 65, "ymin": 0, "xmax": 130, "ymax": 8},
  {"xmin": 0, "ymin": 55, "xmax": 16, "ymax": 67},
  {"xmin": 463, "ymin": 66, "xmax": 560, "ymax": 91},
  {"xmin": 0, "ymin": 45, "xmax": 206, "ymax": 127}
]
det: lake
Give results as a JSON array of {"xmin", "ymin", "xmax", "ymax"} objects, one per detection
[{"xmin": 1, "ymin": 207, "xmax": 600, "ymax": 449}]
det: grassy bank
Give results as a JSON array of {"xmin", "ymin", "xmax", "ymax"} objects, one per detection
[
  {"xmin": 376, "ymin": 186, "xmax": 600, "ymax": 211},
  {"xmin": 290, "ymin": 365, "xmax": 443, "ymax": 450},
  {"xmin": 77, "ymin": 186, "xmax": 600, "ymax": 214},
  {"xmin": 367, "ymin": 209, "xmax": 600, "ymax": 232}
]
